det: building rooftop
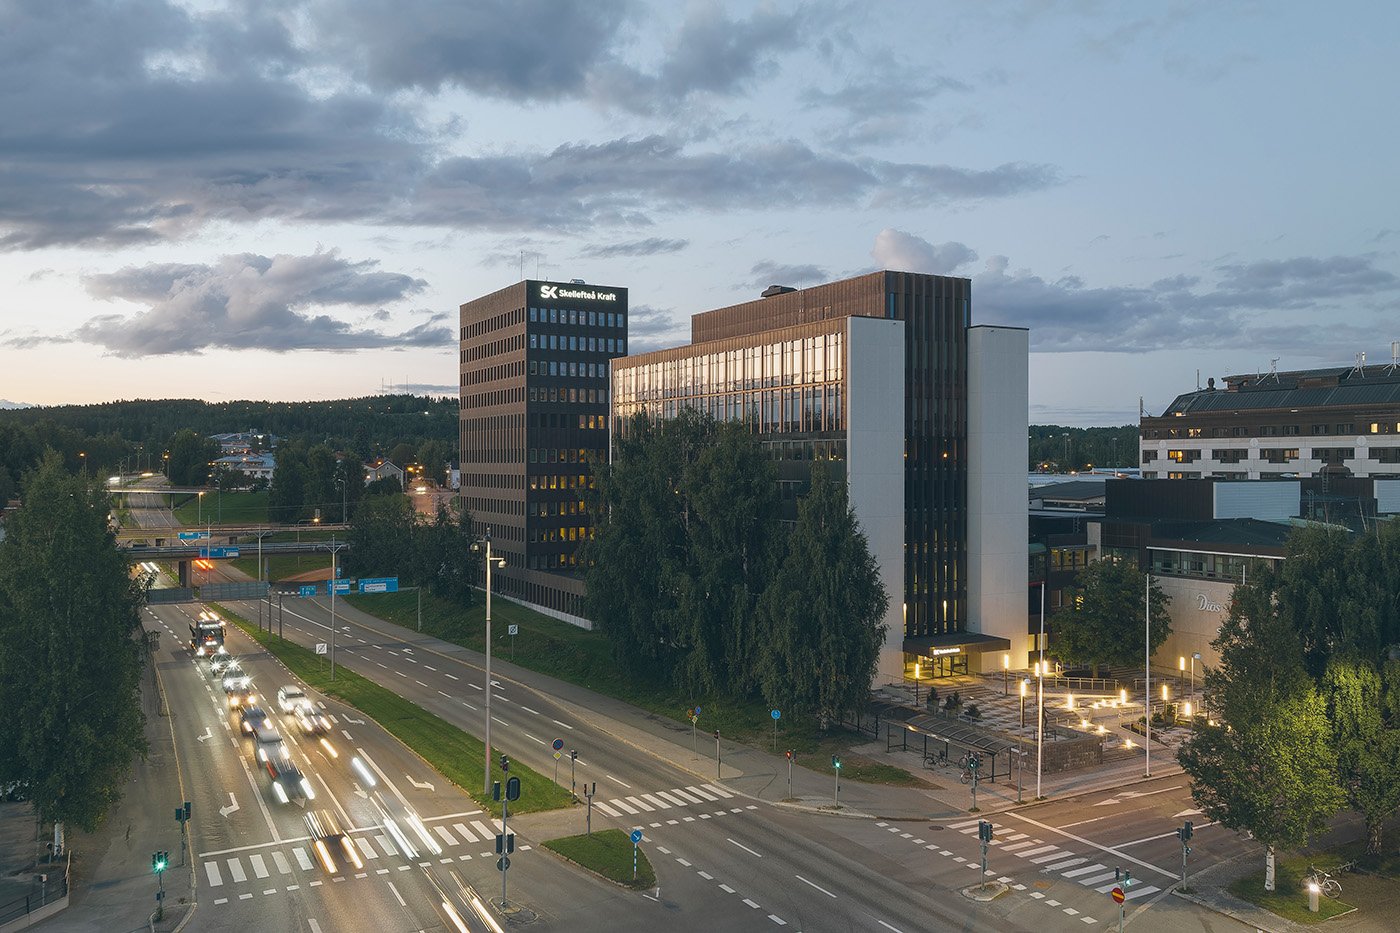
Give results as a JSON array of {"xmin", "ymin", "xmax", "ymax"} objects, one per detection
[
  {"xmin": 1154, "ymin": 363, "xmax": 1400, "ymax": 417},
  {"xmin": 1146, "ymin": 517, "xmax": 1297, "ymax": 550},
  {"xmin": 1029, "ymin": 480, "xmax": 1107, "ymax": 503}
]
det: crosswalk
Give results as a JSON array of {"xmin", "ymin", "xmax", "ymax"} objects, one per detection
[
  {"xmin": 590, "ymin": 783, "xmax": 734, "ymax": 818},
  {"xmin": 203, "ymin": 815, "xmax": 520, "ymax": 897},
  {"xmin": 941, "ymin": 818, "xmax": 1162, "ymax": 901}
]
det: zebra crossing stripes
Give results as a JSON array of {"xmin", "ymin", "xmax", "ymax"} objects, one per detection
[
  {"xmin": 1062, "ymin": 864, "xmax": 1108, "ymax": 879},
  {"xmin": 625, "ymin": 796, "xmax": 654, "ymax": 812},
  {"xmin": 453, "ymin": 823, "xmax": 479, "ymax": 843},
  {"xmin": 433, "ymin": 825, "xmax": 458, "ymax": 847},
  {"xmin": 470, "ymin": 820, "xmax": 497, "ymax": 842},
  {"xmin": 354, "ymin": 837, "xmax": 378, "ymax": 860},
  {"xmin": 249, "ymin": 854, "xmax": 269, "ymax": 878},
  {"xmin": 271, "ymin": 851, "xmax": 292, "ymax": 874},
  {"xmin": 640, "ymin": 793, "xmax": 672, "ymax": 809},
  {"xmin": 654, "ymin": 791, "xmax": 689, "ymax": 807},
  {"xmin": 293, "ymin": 847, "xmax": 315, "ymax": 871},
  {"xmin": 593, "ymin": 800, "xmax": 621, "ymax": 817},
  {"xmin": 374, "ymin": 834, "xmax": 396, "ymax": 858},
  {"xmin": 205, "ymin": 862, "xmax": 223, "ymax": 887},
  {"xmin": 227, "ymin": 859, "xmax": 247, "ymax": 883}
]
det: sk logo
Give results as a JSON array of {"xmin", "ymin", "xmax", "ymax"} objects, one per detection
[{"xmin": 540, "ymin": 284, "xmax": 558, "ymax": 299}]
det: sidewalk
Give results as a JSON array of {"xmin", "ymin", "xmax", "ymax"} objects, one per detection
[
  {"xmin": 34, "ymin": 647, "xmax": 197, "ymax": 933},
  {"xmin": 306, "ymin": 596, "xmax": 1182, "ymax": 822}
]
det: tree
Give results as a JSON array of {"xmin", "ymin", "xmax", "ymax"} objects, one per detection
[
  {"xmin": 0, "ymin": 452, "xmax": 148, "ymax": 835},
  {"xmin": 417, "ymin": 439, "xmax": 453, "ymax": 485},
  {"xmin": 416, "ymin": 505, "xmax": 479, "ymax": 605},
  {"xmin": 268, "ymin": 442, "xmax": 308, "ymax": 522},
  {"xmin": 1323, "ymin": 658, "xmax": 1400, "ymax": 856},
  {"xmin": 304, "ymin": 444, "xmax": 339, "ymax": 522},
  {"xmin": 1178, "ymin": 572, "xmax": 1345, "ymax": 890},
  {"xmin": 753, "ymin": 465, "xmax": 888, "ymax": 728},
  {"xmin": 1048, "ymin": 558, "xmax": 1171, "ymax": 677},
  {"xmin": 345, "ymin": 494, "xmax": 417, "ymax": 581},
  {"xmin": 166, "ymin": 428, "xmax": 215, "ymax": 486}
]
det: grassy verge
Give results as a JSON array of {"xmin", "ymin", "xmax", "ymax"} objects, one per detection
[
  {"xmin": 543, "ymin": 830, "xmax": 655, "ymax": 889},
  {"xmin": 345, "ymin": 590, "xmax": 932, "ymax": 787},
  {"xmin": 173, "ymin": 490, "xmax": 269, "ymax": 525},
  {"xmin": 1227, "ymin": 853, "xmax": 1355, "ymax": 923},
  {"xmin": 230, "ymin": 529, "xmax": 340, "ymax": 580},
  {"xmin": 211, "ymin": 603, "xmax": 573, "ymax": 817}
]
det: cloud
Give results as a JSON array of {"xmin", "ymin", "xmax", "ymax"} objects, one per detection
[
  {"xmin": 871, "ymin": 229, "xmax": 977, "ymax": 273},
  {"xmin": 625, "ymin": 303, "xmax": 688, "ymax": 354},
  {"xmin": 580, "ymin": 238, "xmax": 689, "ymax": 259},
  {"xmin": 58, "ymin": 250, "xmax": 441, "ymax": 357},
  {"xmin": 746, "ymin": 261, "xmax": 829, "ymax": 290},
  {"xmin": 587, "ymin": 3, "xmax": 807, "ymax": 114},
  {"xmin": 307, "ymin": 0, "xmax": 630, "ymax": 99},
  {"xmin": 970, "ymin": 251, "xmax": 1400, "ymax": 355}
]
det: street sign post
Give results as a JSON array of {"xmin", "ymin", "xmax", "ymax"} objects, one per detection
[
  {"xmin": 507, "ymin": 623, "xmax": 518, "ymax": 658},
  {"xmin": 498, "ymin": 758, "xmax": 519, "ymax": 909},
  {"xmin": 570, "ymin": 749, "xmax": 578, "ymax": 799},
  {"xmin": 583, "ymin": 781, "xmax": 596, "ymax": 834},
  {"xmin": 785, "ymin": 750, "xmax": 793, "ymax": 800},
  {"xmin": 358, "ymin": 577, "xmax": 399, "ymax": 593},
  {"xmin": 771, "ymin": 708, "xmax": 780, "ymax": 750},
  {"xmin": 327, "ymin": 579, "xmax": 353, "ymax": 595},
  {"xmin": 714, "ymin": 730, "xmax": 721, "ymax": 780},
  {"xmin": 298, "ymin": 584, "xmax": 317, "ymax": 597},
  {"xmin": 630, "ymin": 828, "xmax": 643, "ymax": 881},
  {"xmin": 315, "ymin": 643, "xmax": 327, "ymax": 655}
]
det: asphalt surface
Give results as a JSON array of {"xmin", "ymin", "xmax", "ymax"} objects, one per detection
[{"xmin": 121, "ymin": 485, "xmax": 1261, "ymax": 932}]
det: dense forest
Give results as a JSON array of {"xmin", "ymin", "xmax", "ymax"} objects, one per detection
[
  {"xmin": 0, "ymin": 395, "xmax": 456, "ymax": 501},
  {"xmin": 1029, "ymin": 425, "xmax": 1139, "ymax": 472}
]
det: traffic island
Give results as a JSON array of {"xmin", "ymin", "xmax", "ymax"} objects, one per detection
[
  {"xmin": 961, "ymin": 881, "xmax": 1008, "ymax": 901},
  {"xmin": 542, "ymin": 830, "xmax": 656, "ymax": 890}
]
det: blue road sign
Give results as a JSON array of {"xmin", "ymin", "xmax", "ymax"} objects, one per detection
[
  {"xmin": 630, "ymin": 829, "xmax": 643, "ymax": 844},
  {"xmin": 328, "ymin": 580, "xmax": 354, "ymax": 595},
  {"xmin": 771, "ymin": 709, "xmax": 781, "ymax": 720},
  {"xmin": 298, "ymin": 585, "xmax": 317, "ymax": 597},
  {"xmin": 199, "ymin": 546, "xmax": 240, "ymax": 558},
  {"xmin": 552, "ymin": 738, "xmax": 564, "ymax": 751},
  {"xmin": 177, "ymin": 531, "xmax": 207, "ymax": 541},
  {"xmin": 694, "ymin": 706, "xmax": 701, "ymax": 715},
  {"xmin": 358, "ymin": 577, "xmax": 399, "ymax": 593}
]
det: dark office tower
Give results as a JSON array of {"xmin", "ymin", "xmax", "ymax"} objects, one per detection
[
  {"xmin": 459, "ymin": 280, "xmax": 628, "ymax": 619},
  {"xmin": 688, "ymin": 271, "xmax": 971, "ymax": 647}
]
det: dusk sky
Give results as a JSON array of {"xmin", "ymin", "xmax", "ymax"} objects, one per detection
[{"xmin": 2, "ymin": 1, "xmax": 1397, "ymax": 428}]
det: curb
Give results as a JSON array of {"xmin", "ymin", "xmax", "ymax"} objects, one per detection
[{"xmin": 1170, "ymin": 888, "xmax": 1293, "ymax": 933}]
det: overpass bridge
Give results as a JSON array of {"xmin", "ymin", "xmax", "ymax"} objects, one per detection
[{"xmin": 123, "ymin": 536, "xmax": 351, "ymax": 586}]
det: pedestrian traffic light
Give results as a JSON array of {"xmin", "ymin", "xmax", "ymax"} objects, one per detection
[
  {"xmin": 1178, "ymin": 820, "xmax": 1193, "ymax": 842},
  {"xmin": 831, "ymin": 755, "xmax": 842, "ymax": 769},
  {"xmin": 713, "ymin": 730, "xmax": 720, "ymax": 740},
  {"xmin": 785, "ymin": 750, "xmax": 793, "ymax": 761},
  {"xmin": 152, "ymin": 852, "xmax": 167, "ymax": 873},
  {"xmin": 978, "ymin": 820, "xmax": 993, "ymax": 843},
  {"xmin": 500, "ymin": 754, "xmax": 509, "ymax": 773}
]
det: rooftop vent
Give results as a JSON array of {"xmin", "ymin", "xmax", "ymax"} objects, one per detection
[{"xmin": 761, "ymin": 285, "xmax": 796, "ymax": 298}]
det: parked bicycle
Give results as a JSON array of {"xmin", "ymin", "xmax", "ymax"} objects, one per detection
[
  {"xmin": 923, "ymin": 749, "xmax": 948, "ymax": 770},
  {"xmin": 1306, "ymin": 865, "xmax": 1343, "ymax": 899}
]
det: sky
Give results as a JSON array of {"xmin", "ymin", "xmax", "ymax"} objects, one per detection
[{"xmin": 1, "ymin": 0, "xmax": 1397, "ymax": 426}]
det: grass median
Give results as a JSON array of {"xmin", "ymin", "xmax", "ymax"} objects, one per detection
[
  {"xmin": 345, "ymin": 590, "xmax": 932, "ymax": 788},
  {"xmin": 543, "ymin": 829, "xmax": 655, "ymax": 889},
  {"xmin": 211, "ymin": 603, "xmax": 573, "ymax": 817},
  {"xmin": 1227, "ymin": 854, "xmax": 1355, "ymax": 923}
]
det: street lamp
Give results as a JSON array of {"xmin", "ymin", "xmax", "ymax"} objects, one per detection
[
  {"xmin": 1019, "ymin": 678, "xmax": 1028, "ymax": 729},
  {"xmin": 1002, "ymin": 653, "xmax": 1010, "ymax": 696},
  {"xmin": 471, "ymin": 528, "xmax": 507, "ymax": 795},
  {"xmin": 913, "ymin": 660, "xmax": 921, "ymax": 706},
  {"xmin": 197, "ymin": 490, "xmax": 204, "ymax": 525},
  {"xmin": 1036, "ymin": 578, "xmax": 1047, "ymax": 799},
  {"xmin": 1145, "ymin": 573, "xmax": 1153, "ymax": 779}
]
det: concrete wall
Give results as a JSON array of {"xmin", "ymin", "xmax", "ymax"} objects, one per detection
[
  {"xmin": 967, "ymin": 326, "xmax": 1030, "ymax": 671},
  {"xmin": 845, "ymin": 316, "xmax": 907, "ymax": 684},
  {"xmin": 1151, "ymin": 574, "xmax": 1235, "ymax": 673},
  {"xmin": 1213, "ymin": 481, "xmax": 1299, "ymax": 521}
]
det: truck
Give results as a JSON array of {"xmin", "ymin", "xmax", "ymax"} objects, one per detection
[{"xmin": 189, "ymin": 611, "xmax": 226, "ymax": 657}]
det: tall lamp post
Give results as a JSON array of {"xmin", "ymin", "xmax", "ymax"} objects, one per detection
[
  {"xmin": 472, "ymin": 529, "xmax": 507, "ymax": 795},
  {"xmin": 913, "ymin": 661, "xmax": 921, "ymax": 706},
  {"xmin": 1036, "ymin": 579, "xmax": 1046, "ymax": 799},
  {"xmin": 197, "ymin": 490, "xmax": 204, "ymax": 525},
  {"xmin": 1145, "ymin": 573, "xmax": 1152, "ymax": 779}
]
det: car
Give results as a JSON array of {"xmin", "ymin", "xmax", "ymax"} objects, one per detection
[
  {"xmin": 250, "ymin": 722, "xmax": 313, "ymax": 804},
  {"xmin": 293, "ymin": 702, "xmax": 331, "ymax": 735},
  {"xmin": 226, "ymin": 682, "xmax": 256, "ymax": 710},
  {"xmin": 276, "ymin": 685, "xmax": 308, "ymax": 713},
  {"xmin": 222, "ymin": 671, "xmax": 252, "ymax": 695},
  {"xmin": 210, "ymin": 655, "xmax": 239, "ymax": 676},
  {"xmin": 304, "ymin": 808, "xmax": 362, "ymax": 872},
  {"xmin": 239, "ymin": 705, "xmax": 269, "ymax": 734}
]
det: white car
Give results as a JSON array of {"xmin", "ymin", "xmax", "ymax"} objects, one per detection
[{"xmin": 276, "ymin": 685, "xmax": 308, "ymax": 713}]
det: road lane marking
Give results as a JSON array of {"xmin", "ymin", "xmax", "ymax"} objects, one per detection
[
  {"xmin": 1119, "ymin": 823, "xmax": 1217, "ymax": 848},
  {"xmin": 769, "ymin": 915, "xmax": 786, "ymax": 925},
  {"xmin": 552, "ymin": 719, "xmax": 573, "ymax": 729},
  {"xmin": 742, "ymin": 898, "xmax": 760, "ymax": 909},
  {"xmin": 669, "ymin": 788, "xmax": 704, "ymax": 804},
  {"xmin": 795, "ymin": 875, "xmax": 836, "ymax": 898},
  {"xmin": 524, "ymin": 733, "xmax": 546, "ymax": 745},
  {"xmin": 593, "ymin": 801, "xmax": 620, "ymax": 817},
  {"xmin": 293, "ymin": 848, "xmax": 314, "ymax": 870},
  {"xmin": 387, "ymin": 881, "xmax": 407, "ymax": 907},
  {"xmin": 606, "ymin": 774, "xmax": 631, "ymax": 788},
  {"xmin": 655, "ymin": 791, "xmax": 689, "ymax": 807},
  {"xmin": 877, "ymin": 921, "xmax": 904, "ymax": 933},
  {"xmin": 727, "ymin": 838, "xmax": 762, "ymax": 858},
  {"xmin": 471, "ymin": 820, "xmax": 498, "ymax": 841},
  {"xmin": 641, "ymin": 794, "xmax": 671, "ymax": 809},
  {"xmin": 374, "ymin": 835, "xmax": 397, "ymax": 857},
  {"xmin": 434, "ymin": 825, "xmax": 458, "ymax": 846},
  {"xmin": 446, "ymin": 673, "xmax": 458, "ymax": 680},
  {"xmin": 701, "ymin": 784, "xmax": 733, "ymax": 798}
]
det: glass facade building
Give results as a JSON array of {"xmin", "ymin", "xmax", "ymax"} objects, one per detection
[
  {"xmin": 459, "ymin": 279, "xmax": 627, "ymax": 619},
  {"xmin": 615, "ymin": 270, "xmax": 972, "ymax": 652}
]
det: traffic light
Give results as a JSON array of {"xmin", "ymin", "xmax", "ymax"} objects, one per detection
[
  {"xmin": 500, "ymin": 754, "xmax": 509, "ymax": 773},
  {"xmin": 152, "ymin": 851, "xmax": 168, "ymax": 873},
  {"xmin": 968, "ymin": 754, "xmax": 980, "ymax": 771},
  {"xmin": 978, "ymin": 820, "xmax": 993, "ymax": 843},
  {"xmin": 1180, "ymin": 820, "xmax": 1193, "ymax": 842},
  {"xmin": 831, "ymin": 755, "xmax": 842, "ymax": 770},
  {"xmin": 183, "ymin": 801, "xmax": 192, "ymax": 822},
  {"xmin": 713, "ymin": 730, "xmax": 720, "ymax": 741},
  {"xmin": 785, "ymin": 750, "xmax": 793, "ymax": 761}
]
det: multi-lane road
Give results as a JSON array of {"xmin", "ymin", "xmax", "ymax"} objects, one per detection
[{"xmin": 122, "ymin": 484, "xmax": 1259, "ymax": 932}]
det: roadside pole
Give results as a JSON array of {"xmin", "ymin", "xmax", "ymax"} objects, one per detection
[
  {"xmin": 785, "ymin": 750, "xmax": 793, "ymax": 800},
  {"xmin": 583, "ymin": 782, "xmax": 596, "ymax": 835},
  {"xmin": 831, "ymin": 756, "xmax": 841, "ymax": 806},
  {"xmin": 978, "ymin": 820, "xmax": 993, "ymax": 886},
  {"xmin": 714, "ymin": 730, "xmax": 721, "ymax": 780}
]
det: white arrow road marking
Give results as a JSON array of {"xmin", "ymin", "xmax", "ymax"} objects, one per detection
[
  {"xmin": 406, "ymin": 775, "xmax": 435, "ymax": 791},
  {"xmin": 342, "ymin": 717, "xmax": 365, "ymax": 725},
  {"xmin": 1094, "ymin": 785, "xmax": 1184, "ymax": 807},
  {"xmin": 1173, "ymin": 809, "xmax": 1205, "ymax": 818},
  {"xmin": 352, "ymin": 782, "xmax": 369, "ymax": 800},
  {"xmin": 195, "ymin": 727, "xmax": 214, "ymax": 743},
  {"xmin": 219, "ymin": 792, "xmax": 240, "ymax": 817}
]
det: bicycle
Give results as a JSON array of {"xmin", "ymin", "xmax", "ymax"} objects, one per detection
[
  {"xmin": 923, "ymin": 749, "xmax": 948, "ymax": 770},
  {"xmin": 1306, "ymin": 866, "xmax": 1342, "ymax": 899}
]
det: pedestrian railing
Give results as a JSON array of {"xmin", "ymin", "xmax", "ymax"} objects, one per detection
[{"xmin": 0, "ymin": 851, "xmax": 69, "ymax": 928}]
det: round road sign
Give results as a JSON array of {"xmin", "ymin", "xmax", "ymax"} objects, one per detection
[
  {"xmin": 1111, "ymin": 886, "xmax": 1125, "ymax": 905},
  {"xmin": 497, "ymin": 856, "xmax": 511, "ymax": 872},
  {"xmin": 771, "ymin": 709, "xmax": 781, "ymax": 720},
  {"xmin": 552, "ymin": 737, "xmax": 564, "ymax": 751},
  {"xmin": 694, "ymin": 706, "xmax": 701, "ymax": 715},
  {"xmin": 630, "ymin": 829, "xmax": 643, "ymax": 844}
]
